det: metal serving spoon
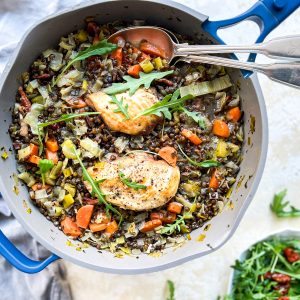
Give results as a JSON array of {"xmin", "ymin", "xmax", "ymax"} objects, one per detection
[
  {"xmin": 109, "ymin": 26, "xmax": 300, "ymax": 88},
  {"xmin": 109, "ymin": 26, "xmax": 300, "ymax": 61}
]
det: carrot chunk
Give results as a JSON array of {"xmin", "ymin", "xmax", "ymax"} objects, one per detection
[
  {"xmin": 140, "ymin": 41, "xmax": 166, "ymax": 58},
  {"xmin": 28, "ymin": 155, "xmax": 41, "ymax": 165},
  {"xmin": 168, "ymin": 202, "xmax": 183, "ymax": 214},
  {"xmin": 111, "ymin": 35, "xmax": 126, "ymax": 47},
  {"xmin": 111, "ymin": 48, "xmax": 123, "ymax": 66},
  {"xmin": 46, "ymin": 149, "xmax": 58, "ymax": 164},
  {"xmin": 226, "ymin": 107, "xmax": 242, "ymax": 122},
  {"xmin": 89, "ymin": 223, "xmax": 107, "ymax": 232},
  {"xmin": 181, "ymin": 129, "xmax": 202, "ymax": 145},
  {"xmin": 105, "ymin": 220, "xmax": 119, "ymax": 235},
  {"xmin": 76, "ymin": 205, "xmax": 94, "ymax": 229},
  {"xmin": 45, "ymin": 138, "xmax": 59, "ymax": 152},
  {"xmin": 209, "ymin": 169, "xmax": 219, "ymax": 189},
  {"xmin": 31, "ymin": 183, "xmax": 51, "ymax": 191},
  {"xmin": 212, "ymin": 119, "xmax": 230, "ymax": 138},
  {"xmin": 29, "ymin": 143, "xmax": 39, "ymax": 156},
  {"xmin": 61, "ymin": 217, "xmax": 81, "ymax": 237},
  {"xmin": 158, "ymin": 146, "xmax": 177, "ymax": 167},
  {"xmin": 150, "ymin": 211, "xmax": 176, "ymax": 224},
  {"xmin": 140, "ymin": 219, "xmax": 162, "ymax": 233},
  {"xmin": 127, "ymin": 64, "xmax": 142, "ymax": 78}
]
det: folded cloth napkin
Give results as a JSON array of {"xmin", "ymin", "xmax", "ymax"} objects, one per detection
[{"xmin": 0, "ymin": 0, "xmax": 86, "ymax": 299}]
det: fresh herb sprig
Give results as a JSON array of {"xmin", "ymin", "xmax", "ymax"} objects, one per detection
[
  {"xmin": 118, "ymin": 171, "xmax": 147, "ymax": 190},
  {"xmin": 134, "ymin": 89, "xmax": 193, "ymax": 120},
  {"xmin": 102, "ymin": 70, "xmax": 174, "ymax": 96},
  {"xmin": 37, "ymin": 159, "xmax": 54, "ymax": 186},
  {"xmin": 110, "ymin": 95, "xmax": 130, "ymax": 120},
  {"xmin": 270, "ymin": 189, "xmax": 300, "ymax": 218},
  {"xmin": 71, "ymin": 146, "xmax": 123, "ymax": 222},
  {"xmin": 53, "ymin": 39, "xmax": 117, "ymax": 86},
  {"xmin": 166, "ymin": 280, "xmax": 175, "ymax": 300},
  {"xmin": 177, "ymin": 143, "xmax": 220, "ymax": 168},
  {"xmin": 38, "ymin": 112, "xmax": 101, "ymax": 129},
  {"xmin": 161, "ymin": 214, "xmax": 186, "ymax": 235}
]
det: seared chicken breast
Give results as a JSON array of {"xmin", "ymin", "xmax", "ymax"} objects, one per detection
[
  {"xmin": 86, "ymin": 153, "xmax": 180, "ymax": 211},
  {"xmin": 86, "ymin": 88, "xmax": 160, "ymax": 135}
]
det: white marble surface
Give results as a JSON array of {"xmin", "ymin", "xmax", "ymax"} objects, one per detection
[{"xmin": 62, "ymin": 1, "xmax": 300, "ymax": 299}]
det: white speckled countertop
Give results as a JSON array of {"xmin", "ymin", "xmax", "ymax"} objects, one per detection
[{"xmin": 61, "ymin": 1, "xmax": 300, "ymax": 299}]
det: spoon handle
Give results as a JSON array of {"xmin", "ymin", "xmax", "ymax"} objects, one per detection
[
  {"xmin": 175, "ymin": 35, "xmax": 300, "ymax": 59},
  {"xmin": 184, "ymin": 55, "xmax": 300, "ymax": 89}
]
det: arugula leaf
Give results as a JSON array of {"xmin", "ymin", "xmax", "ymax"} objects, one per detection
[
  {"xmin": 118, "ymin": 171, "xmax": 147, "ymax": 190},
  {"xmin": 178, "ymin": 106, "xmax": 207, "ymax": 129},
  {"xmin": 270, "ymin": 189, "xmax": 300, "ymax": 218},
  {"xmin": 102, "ymin": 70, "xmax": 174, "ymax": 96},
  {"xmin": 53, "ymin": 39, "xmax": 117, "ymax": 86},
  {"xmin": 166, "ymin": 280, "xmax": 175, "ymax": 300},
  {"xmin": 110, "ymin": 95, "xmax": 130, "ymax": 120},
  {"xmin": 38, "ymin": 159, "xmax": 54, "ymax": 186},
  {"xmin": 134, "ymin": 89, "xmax": 193, "ymax": 120},
  {"xmin": 70, "ymin": 145, "xmax": 123, "ymax": 222},
  {"xmin": 38, "ymin": 112, "xmax": 101, "ymax": 129},
  {"xmin": 177, "ymin": 143, "xmax": 220, "ymax": 168},
  {"xmin": 160, "ymin": 214, "xmax": 185, "ymax": 235}
]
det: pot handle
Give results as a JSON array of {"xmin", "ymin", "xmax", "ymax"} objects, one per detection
[
  {"xmin": 202, "ymin": 0, "xmax": 300, "ymax": 76},
  {"xmin": 0, "ymin": 229, "xmax": 60, "ymax": 273}
]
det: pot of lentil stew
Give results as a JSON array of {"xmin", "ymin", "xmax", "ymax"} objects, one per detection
[{"xmin": 0, "ymin": 0, "xmax": 297, "ymax": 274}]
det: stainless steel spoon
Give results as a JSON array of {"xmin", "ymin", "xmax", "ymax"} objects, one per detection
[{"xmin": 109, "ymin": 26, "xmax": 300, "ymax": 61}]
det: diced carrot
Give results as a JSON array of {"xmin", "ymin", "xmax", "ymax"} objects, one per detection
[
  {"xmin": 168, "ymin": 202, "xmax": 183, "ymax": 214},
  {"xmin": 127, "ymin": 64, "xmax": 142, "ymax": 78},
  {"xmin": 45, "ymin": 138, "xmax": 59, "ymax": 152},
  {"xmin": 132, "ymin": 47, "xmax": 140, "ymax": 54},
  {"xmin": 89, "ymin": 223, "xmax": 107, "ymax": 232},
  {"xmin": 29, "ymin": 143, "xmax": 39, "ymax": 156},
  {"xmin": 46, "ymin": 149, "xmax": 58, "ymax": 164},
  {"xmin": 212, "ymin": 119, "xmax": 230, "ymax": 138},
  {"xmin": 65, "ymin": 98, "xmax": 87, "ymax": 109},
  {"xmin": 140, "ymin": 219, "xmax": 162, "ymax": 233},
  {"xmin": 61, "ymin": 217, "xmax": 81, "ymax": 237},
  {"xmin": 226, "ymin": 107, "xmax": 242, "ymax": 122},
  {"xmin": 150, "ymin": 211, "xmax": 176, "ymax": 224},
  {"xmin": 158, "ymin": 146, "xmax": 177, "ymax": 167},
  {"xmin": 28, "ymin": 155, "xmax": 41, "ymax": 165},
  {"xmin": 31, "ymin": 183, "xmax": 51, "ymax": 191},
  {"xmin": 110, "ymin": 48, "xmax": 123, "ymax": 66},
  {"xmin": 111, "ymin": 35, "xmax": 126, "ymax": 48},
  {"xmin": 181, "ymin": 129, "xmax": 202, "ymax": 145},
  {"xmin": 138, "ymin": 52, "xmax": 151, "ymax": 63},
  {"xmin": 76, "ymin": 205, "xmax": 94, "ymax": 229},
  {"xmin": 140, "ymin": 41, "xmax": 166, "ymax": 58},
  {"xmin": 209, "ymin": 169, "xmax": 219, "ymax": 189},
  {"xmin": 105, "ymin": 220, "xmax": 118, "ymax": 235}
]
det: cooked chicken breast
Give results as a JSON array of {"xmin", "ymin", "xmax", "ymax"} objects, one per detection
[
  {"xmin": 86, "ymin": 153, "xmax": 180, "ymax": 211},
  {"xmin": 86, "ymin": 88, "xmax": 160, "ymax": 135}
]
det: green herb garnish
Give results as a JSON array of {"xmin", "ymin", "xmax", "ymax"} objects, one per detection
[
  {"xmin": 178, "ymin": 106, "xmax": 207, "ymax": 129},
  {"xmin": 119, "ymin": 171, "xmax": 147, "ymax": 190},
  {"xmin": 38, "ymin": 112, "xmax": 101, "ymax": 129},
  {"xmin": 53, "ymin": 39, "xmax": 117, "ymax": 86},
  {"xmin": 177, "ymin": 143, "xmax": 220, "ymax": 168},
  {"xmin": 227, "ymin": 238, "xmax": 300, "ymax": 299},
  {"xmin": 166, "ymin": 280, "xmax": 175, "ymax": 300},
  {"xmin": 102, "ymin": 70, "xmax": 174, "ymax": 96},
  {"xmin": 161, "ymin": 214, "xmax": 185, "ymax": 235},
  {"xmin": 70, "ymin": 146, "xmax": 123, "ymax": 222},
  {"xmin": 270, "ymin": 189, "xmax": 300, "ymax": 218},
  {"xmin": 38, "ymin": 159, "xmax": 54, "ymax": 186},
  {"xmin": 110, "ymin": 95, "xmax": 130, "ymax": 120},
  {"xmin": 134, "ymin": 89, "xmax": 193, "ymax": 120}
]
